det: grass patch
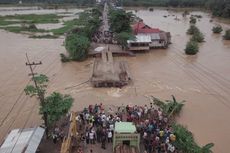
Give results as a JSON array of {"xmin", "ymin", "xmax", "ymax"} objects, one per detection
[
  {"xmin": 1, "ymin": 14, "xmax": 63, "ymax": 24},
  {"xmin": 50, "ymin": 11, "xmax": 91, "ymax": 35},
  {"xmin": 29, "ymin": 34, "xmax": 59, "ymax": 39},
  {"xmin": 2, "ymin": 26, "xmax": 47, "ymax": 33},
  {"xmin": 50, "ymin": 18, "xmax": 83, "ymax": 35},
  {"xmin": 0, "ymin": 19, "xmax": 20, "ymax": 26}
]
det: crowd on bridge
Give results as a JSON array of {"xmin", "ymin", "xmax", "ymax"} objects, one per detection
[{"xmin": 76, "ymin": 103, "xmax": 177, "ymax": 153}]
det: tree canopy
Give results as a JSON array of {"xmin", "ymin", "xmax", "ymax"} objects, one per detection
[
  {"xmin": 41, "ymin": 92, "xmax": 73, "ymax": 125},
  {"xmin": 65, "ymin": 33, "xmax": 90, "ymax": 61},
  {"xmin": 109, "ymin": 9, "xmax": 133, "ymax": 33},
  {"xmin": 24, "ymin": 74, "xmax": 74, "ymax": 130},
  {"xmin": 115, "ymin": 32, "xmax": 135, "ymax": 49}
]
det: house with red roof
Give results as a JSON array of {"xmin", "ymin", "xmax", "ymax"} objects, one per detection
[{"xmin": 127, "ymin": 21, "xmax": 171, "ymax": 51}]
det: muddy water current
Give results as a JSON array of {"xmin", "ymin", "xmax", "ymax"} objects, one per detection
[{"xmin": 0, "ymin": 8, "xmax": 230, "ymax": 153}]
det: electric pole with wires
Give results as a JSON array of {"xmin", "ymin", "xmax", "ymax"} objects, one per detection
[{"xmin": 25, "ymin": 53, "xmax": 49, "ymax": 137}]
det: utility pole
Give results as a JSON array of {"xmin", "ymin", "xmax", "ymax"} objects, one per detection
[{"xmin": 25, "ymin": 53, "xmax": 49, "ymax": 137}]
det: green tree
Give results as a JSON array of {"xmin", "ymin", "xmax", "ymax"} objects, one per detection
[
  {"xmin": 25, "ymin": 74, "xmax": 73, "ymax": 134},
  {"xmin": 41, "ymin": 92, "xmax": 73, "ymax": 126},
  {"xmin": 201, "ymin": 143, "xmax": 215, "ymax": 153},
  {"xmin": 187, "ymin": 25, "xmax": 200, "ymax": 35},
  {"xmin": 190, "ymin": 16, "xmax": 197, "ymax": 24},
  {"xmin": 191, "ymin": 31, "xmax": 205, "ymax": 42},
  {"xmin": 109, "ymin": 9, "xmax": 133, "ymax": 33},
  {"xmin": 172, "ymin": 124, "xmax": 214, "ymax": 153},
  {"xmin": 24, "ymin": 74, "xmax": 49, "ymax": 136},
  {"xmin": 223, "ymin": 29, "xmax": 230, "ymax": 40},
  {"xmin": 65, "ymin": 33, "xmax": 90, "ymax": 61},
  {"xmin": 115, "ymin": 32, "xmax": 135, "ymax": 49},
  {"xmin": 185, "ymin": 41, "xmax": 199, "ymax": 55},
  {"xmin": 212, "ymin": 26, "xmax": 223, "ymax": 33},
  {"xmin": 152, "ymin": 95, "xmax": 185, "ymax": 117}
]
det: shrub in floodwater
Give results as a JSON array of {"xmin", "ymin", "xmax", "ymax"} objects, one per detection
[
  {"xmin": 212, "ymin": 26, "xmax": 223, "ymax": 33},
  {"xmin": 223, "ymin": 29, "xmax": 230, "ymax": 40},
  {"xmin": 187, "ymin": 25, "xmax": 200, "ymax": 35},
  {"xmin": 149, "ymin": 8, "xmax": 154, "ymax": 11},
  {"xmin": 185, "ymin": 41, "xmax": 199, "ymax": 55},
  {"xmin": 189, "ymin": 16, "xmax": 196, "ymax": 24},
  {"xmin": 60, "ymin": 53, "xmax": 70, "ymax": 63},
  {"xmin": 191, "ymin": 32, "xmax": 205, "ymax": 42}
]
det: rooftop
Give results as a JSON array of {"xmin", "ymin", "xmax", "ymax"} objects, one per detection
[
  {"xmin": 127, "ymin": 35, "xmax": 151, "ymax": 43},
  {"xmin": 0, "ymin": 127, "xmax": 45, "ymax": 153},
  {"xmin": 132, "ymin": 21, "xmax": 160, "ymax": 34},
  {"xmin": 115, "ymin": 122, "xmax": 136, "ymax": 133}
]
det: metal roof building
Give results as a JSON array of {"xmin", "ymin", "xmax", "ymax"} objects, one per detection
[
  {"xmin": 0, "ymin": 127, "xmax": 45, "ymax": 153},
  {"xmin": 127, "ymin": 35, "xmax": 151, "ymax": 43},
  {"xmin": 113, "ymin": 122, "xmax": 140, "ymax": 151}
]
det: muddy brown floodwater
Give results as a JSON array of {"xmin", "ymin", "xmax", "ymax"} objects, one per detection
[{"xmin": 0, "ymin": 8, "xmax": 230, "ymax": 153}]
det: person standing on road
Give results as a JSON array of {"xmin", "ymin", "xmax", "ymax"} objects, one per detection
[
  {"xmin": 107, "ymin": 130, "xmax": 112, "ymax": 143},
  {"xmin": 89, "ymin": 131, "xmax": 95, "ymax": 144},
  {"xmin": 101, "ymin": 130, "xmax": 106, "ymax": 149}
]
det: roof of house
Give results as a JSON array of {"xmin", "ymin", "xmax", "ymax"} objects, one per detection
[
  {"xmin": 0, "ymin": 127, "xmax": 45, "ymax": 153},
  {"xmin": 115, "ymin": 122, "xmax": 136, "ymax": 133},
  {"xmin": 132, "ymin": 22, "xmax": 161, "ymax": 34},
  {"xmin": 127, "ymin": 35, "xmax": 151, "ymax": 43},
  {"xmin": 150, "ymin": 33, "xmax": 161, "ymax": 40}
]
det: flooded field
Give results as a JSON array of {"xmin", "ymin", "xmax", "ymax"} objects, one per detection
[{"xmin": 0, "ymin": 7, "xmax": 230, "ymax": 153}]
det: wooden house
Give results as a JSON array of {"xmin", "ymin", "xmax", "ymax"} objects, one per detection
[{"xmin": 127, "ymin": 21, "xmax": 171, "ymax": 51}]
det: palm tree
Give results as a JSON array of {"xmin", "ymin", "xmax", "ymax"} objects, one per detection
[
  {"xmin": 201, "ymin": 143, "xmax": 214, "ymax": 153},
  {"xmin": 152, "ymin": 95, "xmax": 185, "ymax": 117},
  {"xmin": 167, "ymin": 95, "xmax": 185, "ymax": 117}
]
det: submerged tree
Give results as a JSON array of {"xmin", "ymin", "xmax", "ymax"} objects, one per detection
[
  {"xmin": 191, "ymin": 31, "xmax": 205, "ymax": 42},
  {"xmin": 212, "ymin": 26, "xmax": 223, "ymax": 33},
  {"xmin": 189, "ymin": 16, "xmax": 197, "ymax": 24},
  {"xmin": 187, "ymin": 25, "xmax": 200, "ymax": 35},
  {"xmin": 185, "ymin": 41, "xmax": 199, "ymax": 55},
  {"xmin": 223, "ymin": 29, "xmax": 230, "ymax": 40},
  {"xmin": 65, "ymin": 33, "xmax": 90, "ymax": 61}
]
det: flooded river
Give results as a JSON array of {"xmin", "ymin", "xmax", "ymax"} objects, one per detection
[{"xmin": 0, "ymin": 7, "xmax": 230, "ymax": 153}]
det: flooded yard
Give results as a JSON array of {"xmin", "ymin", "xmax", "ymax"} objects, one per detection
[{"xmin": 0, "ymin": 7, "xmax": 230, "ymax": 153}]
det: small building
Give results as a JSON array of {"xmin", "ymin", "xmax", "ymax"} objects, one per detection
[
  {"xmin": 113, "ymin": 122, "xmax": 140, "ymax": 152},
  {"xmin": 128, "ymin": 21, "xmax": 171, "ymax": 50},
  {"xmin": 0, "ymin": 127, "xmax": 45, "ymax": 153},
  {"xmin": 127, "ymin": 35, "xmax": 151, "ymax": 51}
]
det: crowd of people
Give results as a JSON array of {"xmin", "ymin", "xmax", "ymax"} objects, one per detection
[{"xmin": 75, "ymin": 103, "xmax": 177, "ymax": 153}]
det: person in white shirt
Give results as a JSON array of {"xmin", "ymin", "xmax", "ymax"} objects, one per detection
[
  {"xmin": 107, "ymin": 130, "xmax": 112, "ymax": 143},
  {"xmin": 89, "ymin": 132, "xmax": 95, "ymax": 144}
]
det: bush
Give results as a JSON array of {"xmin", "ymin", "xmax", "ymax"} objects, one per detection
[
  {"xmin": 212, "ymin": 26, "xmax": 223, "ymax": 33},
  {"xmin": 189, "ymin": 16, "xmax": 196, "ymax": 24},
  {"xmin": 185, "ymin": 41, "xmax": 199, "ymax": 55},
  {"xmin": 187, "ymin": 25, "xmax": 200, "ymax": 35},
  {"xmin": 65, "ymin": 33, "xmax": 90, "ymax": 61},
  {"xmin": 60, "ymin": 53, "xmax": 70, "ymax": 62},
  {"xmin": 223, "ymin": 29, "xmax": 230, "ymax": 40},
  {"xmin": 191, "ymin": 32, "xmax": 204, "ymax": 42}
]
